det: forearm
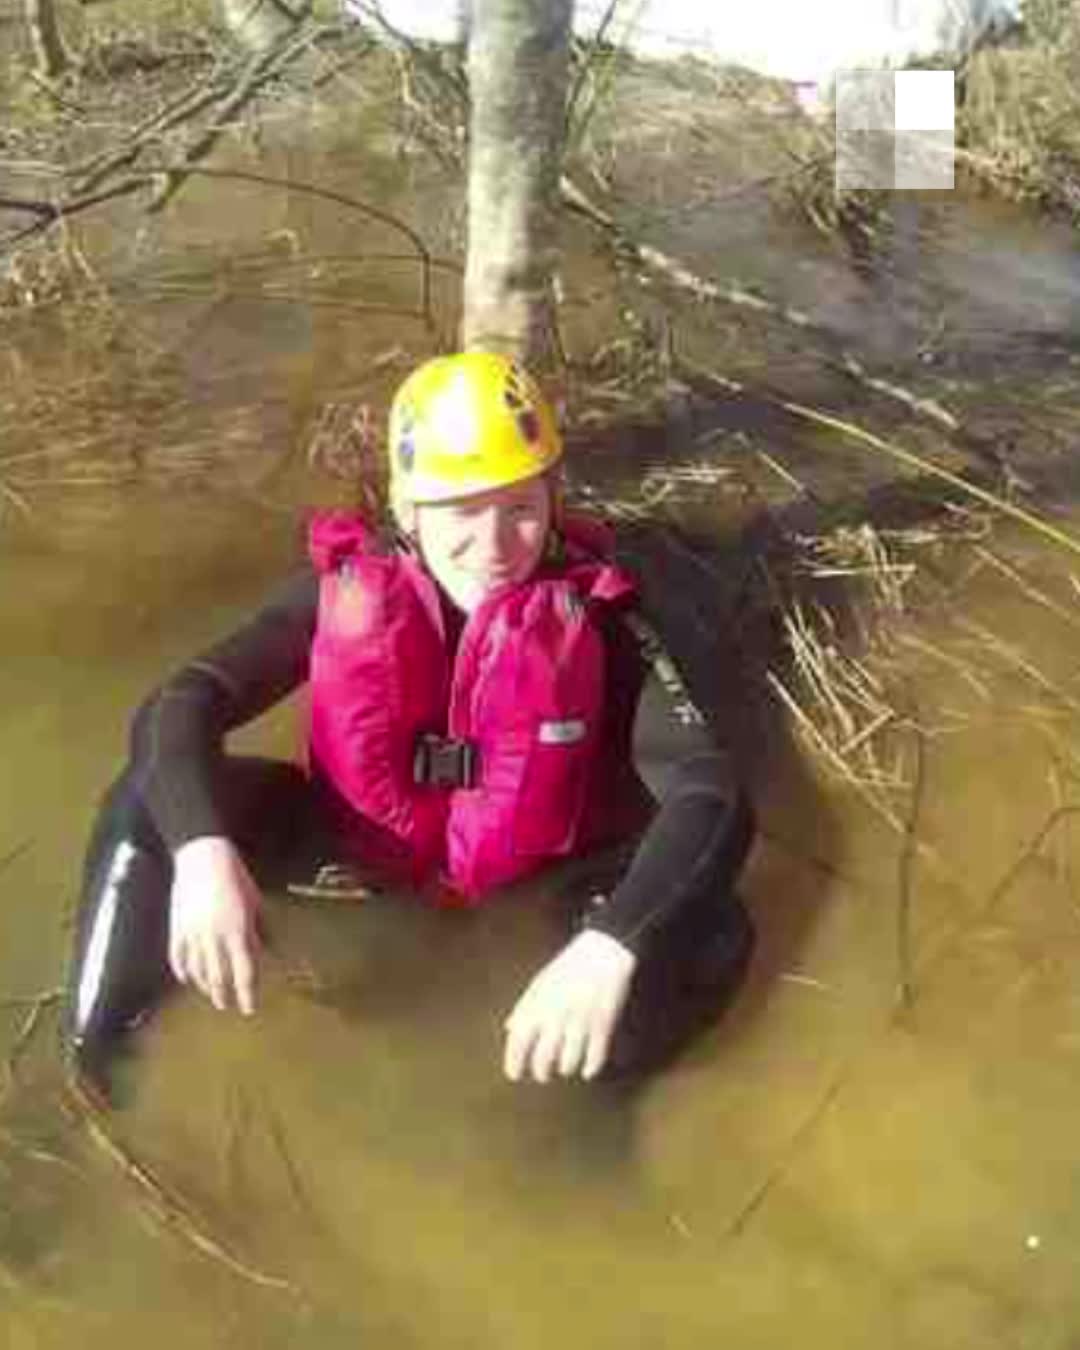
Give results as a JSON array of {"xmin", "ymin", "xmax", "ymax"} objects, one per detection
[
  {"xmin": 584, "ymin": 605, "xmax": 755, "ymax": 955},
  {"xmin": 585, "ymin": 752, "xmax": 754, "ymax": 955}
]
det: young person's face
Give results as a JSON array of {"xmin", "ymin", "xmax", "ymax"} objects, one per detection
[{"xmin": 415, "ymin": 474, "xmax": 552, "ymax": 613}]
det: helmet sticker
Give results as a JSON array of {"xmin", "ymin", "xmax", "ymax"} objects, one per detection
[
  {"xmin": 395, "ymin": 407, "xmax": 417, "ymax": 472},
  {"xmin": 518, "ymin": 409, "xmax": 540, "ymax": 444}
]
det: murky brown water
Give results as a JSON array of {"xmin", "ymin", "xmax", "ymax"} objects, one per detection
[{"xmin": 4, "ymin": 74, "xmax": 1080, "ymax": 1350}]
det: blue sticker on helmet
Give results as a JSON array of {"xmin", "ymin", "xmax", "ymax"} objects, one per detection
[{"xmin": 398, "ymin": 434, "xmax": 415, "ymax": 471}]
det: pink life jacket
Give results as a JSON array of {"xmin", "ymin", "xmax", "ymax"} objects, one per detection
[{"xmin": 306, "ymin": 510, "xmax": 650, "ymax": 903}]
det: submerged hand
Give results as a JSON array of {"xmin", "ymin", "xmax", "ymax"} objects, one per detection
[
  {"xmin": 503, "ymin": 928, "xmax": 638, "ymax": 1083},
  {"xmin": 169, "ymin": 836, "xmax": 261, "ymax": 1016}
]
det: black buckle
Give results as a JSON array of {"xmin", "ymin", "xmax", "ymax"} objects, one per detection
[{"xmin": 413, "ymin": 733, "xmax": 479, "ymax": 789}]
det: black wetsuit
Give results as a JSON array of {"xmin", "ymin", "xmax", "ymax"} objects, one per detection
[{"xmin": 66, "ymin": 562, "xmax": 755, "ymax": 1089}]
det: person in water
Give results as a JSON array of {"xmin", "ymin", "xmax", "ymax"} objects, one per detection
[{"xmin": 66, "ymin": 352, "xmax": 756, "ymax": 1092}]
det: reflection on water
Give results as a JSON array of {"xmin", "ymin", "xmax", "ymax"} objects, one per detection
[{"xmin": 5, "ymin": 107, "xmax": 1080, "ymax": 1350}]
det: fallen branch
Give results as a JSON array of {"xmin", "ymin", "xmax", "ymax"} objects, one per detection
[
  {"xmin": 64, "ymin": 1072, "xmax": 299, "ymax": 1294},
  {"xmin": 558, "ymin": 175, "xmax": 966, "ymax": 441},
  {"xmin": 680, "ymin": 357, "xmax": 1080, "ymax": 566}
]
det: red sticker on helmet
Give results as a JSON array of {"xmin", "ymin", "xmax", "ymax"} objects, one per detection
[{"xmin": 518, "ymin": 410, "xmax": 540, "ymax": 444}]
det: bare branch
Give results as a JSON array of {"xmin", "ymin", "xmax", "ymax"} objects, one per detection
[
  {"xmin": 146, "ymin": 21, "xmax": 330, "ymax": 212},
  {"xmin": 2, "ymin": 177, "xmax": 144, "ymax": 252},
  {"xmin": 0, "ymin": 196, "xmax": 57, "ymax": 218}
]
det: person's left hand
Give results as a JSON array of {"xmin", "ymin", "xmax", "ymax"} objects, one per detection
[{"xmin": 503, "ymin": 928, "xmax": 638, "ymax": 1083}]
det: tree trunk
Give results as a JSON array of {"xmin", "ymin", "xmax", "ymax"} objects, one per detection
[
  {"xmin": 462, "ymin": 0, "xmax": 572, "ymax": 367},
  {"xmin": 25, "ymin": 0, "xmax": 67, "ymax": 79}
]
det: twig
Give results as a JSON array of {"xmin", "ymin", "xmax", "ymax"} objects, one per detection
[
  {"xmin": 564, "ymin": 0, "xmax": 620, "ymax": 146},
  {"xmin": 0, "ymin": 987, "xmax": 63, "ymax": 1011},
  {"xmin": 148, "ymin": 23, "xmax": 327, "ymax": 212},
  {"xmin": 2, "ymin": 992, "xmax": 62, "ymax": 1098},
  {"xmin": 0, "ymin": 477, "xmax": 35, "ymax": 521},
  {"xmin": 767, "ymin": 669, "xmax": 955, "ymax": 887},
  {"xmin": 23, "ymin": 69, "xmax": 88, "ymax": 117},
  {"xmin": 141, "ymin": 167, "xmax": 435, "ymax": 326},
  {"xmin": 725, "ymin": 1068, "xmax": 847, "ymax": 1237},
  {"xmin": 767, "ymin": 670, "xmax": 902, "ymax": 822},
  {"xmin": 5, "ymin": 1002, "xmax": 46, "ymax": 1077},
  {"xmin": 2, "ymin": 177, "xmax": 144, "ymax": 253},
  {"xmin": 955, "ymin": 615, "xmax": 1080, "ymax": 712},
  {"xmin": 895, "ymin": 630, "xmax": 993, "ymax": 702},
  {"xmin": 70, "ymin": 62, "xmax": 237, "ymax": 195},
  {"xmin": 837, "ymin": 350, "xmax": 958, "ymax": 433},
  {"xmin": 0, "ymin": 195, "xmax": 57, "ymax": 217},
  {"xmin": 0, "ymin": 840, "xmax": 32, "ymax": 873},
  {"xmin": 917, "ymin": 805, "xmax": 1080, "ymax": 990},
  {"xmin": 64, "ymin": 1073, "xmax": 298, "ymax": 1294},
  {"xmin": 974, "ymin": 545, "xmax": 1080, "ymax": 632},
  {"xmin": 349, "ymin": 0, "xmax": 468, "ymax": 107},
  {"xmin": 755, "ymin": 449, "xmax": 807, "ymax": 497},
  {"xmin": 894, "ymin": 699, "xmax": 927, "ymax": 1013},
  {"xmin": 1047, "ymin": 761, "xmax": 1077, "ymax": 916},
  {"xmin": 838, "ymin": 709, "xmax": 894, "ymax": 758},
  {"xmin": 680, "ymin": 358, "xmax": 1080, "ymax": 567},
  {"xmin": 256, "ymin": 1083, "xmax": 328, "ymax": 1235},
  {"xmin": 306, "ymin": 32, "xmax": 376, "ymax": 92}
]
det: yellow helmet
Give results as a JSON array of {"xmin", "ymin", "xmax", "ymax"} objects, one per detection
[{"xmin": 388, "ymin": 352, "xmax": 562, "ymax": 505}]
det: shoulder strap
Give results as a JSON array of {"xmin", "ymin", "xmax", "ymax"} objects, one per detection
[
  {"xmin": 557, "ymin": 510, "xmax": 636, "ymax": 606},
  {"xmin": 307, "ymin": 510, "xmax": 386, "ymax": 575}
]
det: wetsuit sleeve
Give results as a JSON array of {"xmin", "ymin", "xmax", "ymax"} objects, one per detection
[
  {"xmin": 128, "ymin": 570, "xmax": 319, "ymax": 853},
  {"xmin": 582, "ymin": 609, "xmax": 754, "ymax": 956}
]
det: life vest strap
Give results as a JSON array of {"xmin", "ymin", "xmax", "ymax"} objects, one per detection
[{"xmin": 412, "ymin": 733, "xmax": 479, "ymax": 789}]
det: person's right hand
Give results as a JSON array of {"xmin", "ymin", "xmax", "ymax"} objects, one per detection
[{"xmin": 169, "ymin": 836, "xmax": 261, "ymax": 1016}]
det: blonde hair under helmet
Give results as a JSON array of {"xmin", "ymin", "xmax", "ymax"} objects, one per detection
[{"xmin": 388, "ymin": 352, "xmax": 562, "ymax": 514}]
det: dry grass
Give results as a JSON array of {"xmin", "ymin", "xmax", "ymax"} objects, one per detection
[
  {"xmin": 768, "ymin": 524, "xmax": 920, "ymax": 805},
  {"xmin": 958, "ymin": 0, "xmax": 1080, "ymax": 214},
  {"xmin": 760, "ymin": 1, "xmax": 1080, "ymax": 233}
]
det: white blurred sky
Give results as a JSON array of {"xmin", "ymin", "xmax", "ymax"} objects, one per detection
[{"xmin": 354, "ymin": 0, "xmax": 1022, "ymax": 86}]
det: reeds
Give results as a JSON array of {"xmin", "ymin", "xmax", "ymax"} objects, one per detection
[{"xmin": 958, "ymin": 0, "xmax": 1080, "ymax": 216}]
